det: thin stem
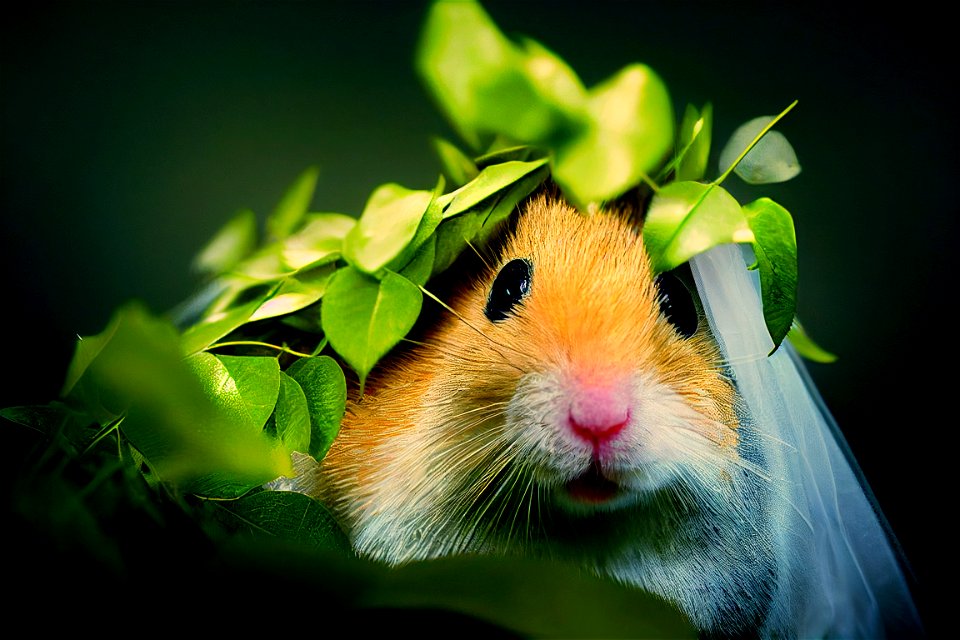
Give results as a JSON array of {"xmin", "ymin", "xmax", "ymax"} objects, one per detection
[{"xmin": 207, "ymin": 340, "xmax": 315, "ymax": 358}]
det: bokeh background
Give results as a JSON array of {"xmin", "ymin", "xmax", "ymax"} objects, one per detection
[{"xmin": 2, "ymin": 1, "xmax": 951, "ymax": 631}]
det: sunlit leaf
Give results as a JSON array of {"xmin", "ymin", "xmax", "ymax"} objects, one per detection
[
  {"xmin": 274, "ymin": 373, "xmax": 311, "ymax": 455},
  {"xmin": 416, "ymin": 0, "xmax": 582, "ymax": 149},
  {"xmin": 475, "ymin": 163, "xmax": 550, "ymax": 246},
  {"xmin": 474, "ymin": 145, "xmax": 547, "ymax": 168},
  {"xmin": 321, "ymin": 267, "xmax": 422, "ymax": 389},
  {"xmin": 249, "ymin": 264, "xmax": 336, "ymax": 322},
  {"xmin": 443, "ymin": 159, "xmax": 548, "ymax": 220},
  {"xmin": 188, "ymin": 354, "xmax": 280, "ymax": 433},
  {"xmin": 643, "ymin": 181, "xmax": 754, "ymax": 274},
  {"xmin": 343, "ymin": 184, "xmax": 433, "ymax": 274},
  {"xmin": 743, "ymin": 198, "xmax": 798, "ymax": 351},
  {"xmin": 281, "ymin": 213, "xmax": 355, "ymax": 270},
  {"xmin": 719, "ymin": 115, "xmax": 801, "ymax": 185},
  {"xmin": 267, "ymin": 165, "xmax": 320, "ymax": 240},
  {"xmin": 286, "ymin": 356, "xmax": 346, "ymax": 460},
  {"xmin": 552, "ymin": 64, "xmax": 673, "ymax": 207},
  {"xmin": 193, "ymin": 209, "xmax": 258, "ymax": 277},
  {"xmin": 387, "ymin": 176, "xmax": 446, "ymax": 273}
]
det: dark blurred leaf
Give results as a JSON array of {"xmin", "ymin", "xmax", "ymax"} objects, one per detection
[
  {"xmin": 207, "ymin": 490, "xmax": 350, "ymax": 553},
  {"xmin": 675, "ymin": 102, "xmax": 712, "ymax": 182},
  {"xmin": 193, "ymin": 209, "xmax": 257, "ymax": 277},
  {"xmin": 788, "ymin": 319, "xmax": 838, "ymax": 363}
]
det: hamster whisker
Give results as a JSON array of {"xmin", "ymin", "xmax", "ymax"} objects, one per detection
[
  {"xmin": 667, "ymin": 425, "xmax": 771, "ymax": 485},
  {"xmin": 419, "ymin": 285, "xmax": 526, "ymax": 374},
  {"xmin": 400, "ymin": 337, "xmax": 517, "ymax": 371},
  {"xmin": 465, "ymin": 239, "xmax": 494, "ymax": 272}
]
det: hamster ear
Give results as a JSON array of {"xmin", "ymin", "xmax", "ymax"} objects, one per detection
[{"xmin": 485, "ymin": 258, "xmax": 533, "ymax": 322}]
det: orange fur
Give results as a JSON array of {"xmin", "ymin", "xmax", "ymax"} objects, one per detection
[{"xmin": 317, "ymin": 193, "xmax": 738, "ymax": 532}]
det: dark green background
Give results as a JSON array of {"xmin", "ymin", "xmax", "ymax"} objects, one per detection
[{"xmin": 2, "ymin": 1, "xmax": 950, "ymax": 632}]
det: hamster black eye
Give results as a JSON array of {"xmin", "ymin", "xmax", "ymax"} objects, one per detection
[
  {"xmin": 655, "ymin": 271, "xmax": 698, "ymax": 338},
  {"xmin": 485, "ymin": 258, "xmax": 533, "ymax": 322}
]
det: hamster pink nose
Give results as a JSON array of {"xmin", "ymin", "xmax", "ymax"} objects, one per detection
[{"xmin": 567, "ymin": 383, "xmax": 631, "ymax": 447}]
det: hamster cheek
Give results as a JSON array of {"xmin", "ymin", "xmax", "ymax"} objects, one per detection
[{"xmin": 616, "ymin": 377, "xmax": 738, "ymax": 493}]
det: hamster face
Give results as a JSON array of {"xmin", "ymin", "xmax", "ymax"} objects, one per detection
[{"xmin": 319, "ymin": 193, "xmax": 742, "ymax": 564}]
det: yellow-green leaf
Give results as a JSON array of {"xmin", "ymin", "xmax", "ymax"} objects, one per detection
[
  {"xmin": 343, "ymin": 184, "xmax": 433, "ymax": 274},
  {"xmin": 643, "ymin": 181, "xmax": 754, "ymax": 273}
]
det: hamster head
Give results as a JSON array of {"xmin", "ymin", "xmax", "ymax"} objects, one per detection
[{"xmin": 320, "ymin": 192, "xmax": 742, "ymax": 564}]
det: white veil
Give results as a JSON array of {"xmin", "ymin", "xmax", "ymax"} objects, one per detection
[{"xmin": 690, "ymin": 244, "xmax": 922, "ymax": 637}]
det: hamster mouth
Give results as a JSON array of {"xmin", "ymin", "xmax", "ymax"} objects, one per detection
[{"xmin": 563, "ymin": 461, "xmax": 621, "ymax": 504}]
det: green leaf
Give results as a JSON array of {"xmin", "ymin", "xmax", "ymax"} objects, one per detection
[
  {"xmin": 274, "ymin": 373, "xmax": 311, "ymax": 455},
  {"xmin": 62, "ymin": 313, "xmax": 121, "ymax": 399},
  {"xmin": 180, "ymin": 294, "xmax": 268, "ymax": 356},
  {"xmin": 553, "ymin": 63, "xmax": 673, "ymax": 206},
  {"xmin": 643, "ymin": 181, "xmax": 755, "ymax": 274},
  {"xmin": 400, "ymin": 235, "xmax": 437, "ymax": 287},
  {"xmin": 718, "ymin": 113, "xmax": 801, "ymax": 185},
  {"xmin": 676, "ymin": 103, "xmax": 712, "ymax": 182},
  {"xmin": 229, "ymin": 245, "xmax": 295, "ymax": 283},
  {"xmin": 432, "ymin": 137, "xmax": 479, "ymax": 187},
  {"xmin": 343, "ymin": 183, "xmax": 433, "ymax": 274},
  {"xmin": 207, "ymin": 490, "xmax": 350, "ymax": 553},
  {"xmin": 788, "ymin": 319, "xmax": 838, "ymax": 363},
  {"xmin": 286, "ymin": 356, "xmax": 346, "ymax": 460},
  {"xmin": 474, "ymin": 145, "xmax": 547, "ymax": 168},
  {"xmin": 416, "ymin": 0, "xmax": 583, "ymax": 149},
  {"xmin": 267, "ymin": 166, "xmax": 320, "ymax": 240},
  {"xmin": 69, "ymin": 304, "xmax": 291, "ymax": 496},
  {"xmin": 193, "ymin": 209, "xmax": 257, "ymax": 277},
  {"xmin": 321, "ymin": 267, "xmax": 423, "ymax": 390},
  {"xmin": 0, "ymin": 402, "xmax": 97, "ymax": 453},
  {"xmin": 281, "ymin": 213, "xmax": 355, "ymax": 270},
  {"xmin": 742, "ymin": 198, "xmax": 798, "ymax": 351},
  {"xmin": 432, "ymin": 211, "xmax": 483, "ymax": 277},
  {"xmin": 443, "ymin": 159, "xmax": 548, "ymax": 220},
  {"xmin": 191, "ymin": 354, "xmax": 281, "ymax": 432},
  {"xmin": 474, "ymin": 163, "xmax": 550, "ymax": 246},
  {"xmin": 249, "ymin": 264, "xmax": 336, "ymax": 322},
  {"xmin": 386, "ymin": 176, "xmax": 446, "ymax": 273}
]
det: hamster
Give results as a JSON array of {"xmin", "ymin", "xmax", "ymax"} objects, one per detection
[{"xmin": 315, "ymin": 191, "xmax": 776, "ymax": 636}]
